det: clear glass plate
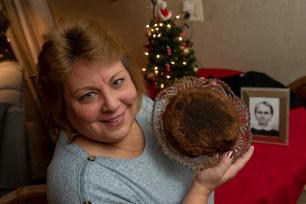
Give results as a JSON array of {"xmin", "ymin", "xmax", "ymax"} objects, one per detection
[{"xmin": 152, "ymin": 76, "xmax": 253, "ymax": 170}]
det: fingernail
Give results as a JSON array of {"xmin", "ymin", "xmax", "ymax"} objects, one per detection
[{"xmin": 226, "ymin": 151, "xmax": 233, "ymax": 158}]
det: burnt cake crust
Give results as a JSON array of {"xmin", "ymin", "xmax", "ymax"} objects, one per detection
[{"xmin": 162, "ymin": 86, "xmax": 240, "ymax": 158}]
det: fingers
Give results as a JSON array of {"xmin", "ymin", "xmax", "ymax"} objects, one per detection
[
  {"xmin": 213, "ymin": 145, "xmax": 254, "ymax": 175},
  {"xmin": 222, "ymin": 145, "xmax": 254, "ymax": 179},
  {"xmin": 192, "ymin": 146, "xmax": 254, "ymax": 194},
  {"xmin": 206, "ymin": 150, "xmax": 234, "ymax": 181},
  {"xmin": 216, "ymin": 150, "xmax": 234, "ymax": 172},
  {"xmin": 232, "ymin": 145, "xmax": 254, "ymax": 171}
]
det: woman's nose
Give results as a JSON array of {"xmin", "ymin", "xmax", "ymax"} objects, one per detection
[
  {"xmin": 101, "ymin": 92, "xmax": 120, "ymax": 113},
  {"xmin": 259, "ymin": 114, "xmax": 266, "ymax": 118}
]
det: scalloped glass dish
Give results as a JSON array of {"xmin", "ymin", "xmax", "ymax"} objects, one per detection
[{"xmin": 152, "ymin": 76, "xmax": 253, "ymax": 170}]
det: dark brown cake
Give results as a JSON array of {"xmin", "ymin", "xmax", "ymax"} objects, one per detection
[{"xmin": 162, "ymin": 86, "xmax": 240, "ymax": 158}]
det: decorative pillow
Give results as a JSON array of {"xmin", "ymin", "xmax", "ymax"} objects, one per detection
[{"xmin": 0, "ymin": 61, "xmax": 23, "ymax": 91}]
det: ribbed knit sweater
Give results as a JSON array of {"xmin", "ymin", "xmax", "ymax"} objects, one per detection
[{"xmin": 47, "ymin": 95, "xmax": 214, "ymax": 204}]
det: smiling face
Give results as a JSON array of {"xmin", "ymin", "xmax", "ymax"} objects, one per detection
[{"xmin": 63, "ymin": 59, "xmax": 138, "ymax": 143}]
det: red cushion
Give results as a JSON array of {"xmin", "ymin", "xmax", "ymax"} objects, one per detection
[
  {"xmin": 197, "ymin": 68, "xmax": 244, "ymax": 78},
  {"xmin": 147, "ymin": 68, "xmax": 244, "ymax": 99}
]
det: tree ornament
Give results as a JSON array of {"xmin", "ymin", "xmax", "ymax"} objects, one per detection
[
  {"xmin": 154, "ymin": 0, "xmax": 172, "ymax": 21},
  {"xmin": 147, "ymin": 72, "xmax": 155, "ymax": 79},
  {"xmin": 183, "ymin": 47, "xmax": 190, "ymax": 55},
  {"xmin": 167, "ymin": 46, "xmax": 172, "ymax": 56},
  {"xmin": 181, "ymin": 32, "xmax": 186, "ymax": 38},
  {"xmin": 146, "ymin": 30, "xmax": 152, "ymax": 38},
  {"xmin": 193, "ymin": 66, "xmax": 199, "ymax": 73},
  {"xmin": 165, "ymin": 63, "xmax": 171, "ymax": 73}
]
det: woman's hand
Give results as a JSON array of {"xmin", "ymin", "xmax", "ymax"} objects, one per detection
[{"xmin": 182, "ymin": 145, "xmax": 254, "ymax": 204}]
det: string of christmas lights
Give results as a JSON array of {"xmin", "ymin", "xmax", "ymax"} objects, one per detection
[{"xmin": 143, "ymin": 1, "xmax": 198, "ymax": 89}]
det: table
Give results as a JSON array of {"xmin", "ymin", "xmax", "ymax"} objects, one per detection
[{"xmin": 196, "ymin": 68, "xmax": 306, "ymax": 204}]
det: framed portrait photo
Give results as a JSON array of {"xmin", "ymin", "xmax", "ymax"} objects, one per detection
[{"xmin": 241, "ymin": 87, "xmax": 290, "ymax": 145}]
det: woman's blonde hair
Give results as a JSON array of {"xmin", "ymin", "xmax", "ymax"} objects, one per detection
[{"xmin": 37, "ymin": 19, "xmax": 146, "ymax": 142}]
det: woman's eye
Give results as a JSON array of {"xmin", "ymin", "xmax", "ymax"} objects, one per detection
[
  {"xmin": 80, "ymin": 92, "xmax": 96, "ymax": 101},
  {"xmin": 113, "ymin": 78, "xmax": 124, "ymax": 87}
]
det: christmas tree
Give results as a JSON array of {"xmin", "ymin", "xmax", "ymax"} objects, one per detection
[{"xmin": 143, "ymin": 0, "xmax": 198, "ymax": 89}]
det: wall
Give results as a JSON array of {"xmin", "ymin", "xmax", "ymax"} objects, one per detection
[{"xmin": 47, "ymin": 0, "xmax": 306, "ymax": 85}]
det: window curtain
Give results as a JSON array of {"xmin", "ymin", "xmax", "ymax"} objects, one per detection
[{"xmin": 0, "ymin": 0, "xmax": 55, "ymax": 108}]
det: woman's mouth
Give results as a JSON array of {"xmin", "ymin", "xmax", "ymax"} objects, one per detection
[{"xmin": 102, "ymin": 113, "xmax": 125, "ymax": 126}]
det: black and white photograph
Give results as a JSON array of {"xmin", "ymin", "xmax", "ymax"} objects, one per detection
[
  {"xmin": 241, "ymin": 87, "xmax": 290, "ymax": 145},
  {"xmin": 249, "ymin": 97, "xmax": 280, "ymax": 137}
]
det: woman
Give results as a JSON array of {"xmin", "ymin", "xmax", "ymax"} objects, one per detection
[
  {"xmin": 251, "ymin": 101, "xmax": 279, "ymax": 136},
  {"xmin": 37, "ymin": 18, "xmax": 254, "ymax": 204}
]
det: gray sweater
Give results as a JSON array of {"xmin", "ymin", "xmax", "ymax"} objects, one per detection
[{"xmin": 47, "ymin": 95, "xmax": 214, "ymax": 204}]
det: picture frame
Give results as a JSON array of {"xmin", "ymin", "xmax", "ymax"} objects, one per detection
[{"xmin": 241, "ymin": 87, "xmax": 290, "ymax": 145}]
